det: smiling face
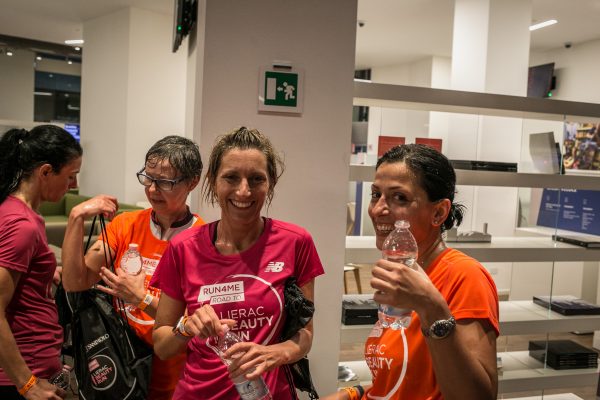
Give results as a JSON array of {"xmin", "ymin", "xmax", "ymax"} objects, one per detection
[
  {"xmin": 143, "ymin": 158, "xmax": 198, "ymax": 217},
  {"xmin": 368, "ymin": 161, "xmax": 448, "ymax": 251},
  {"xmin": 215, "ymin": 148, "xmax": 269, "ymax": 227},
  {"xmin": 42, "ymin": 156, "xmax": 82, "ymax": 202}
]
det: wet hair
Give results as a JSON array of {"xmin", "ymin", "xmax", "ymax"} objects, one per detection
[
  {"xmin": 376, "ymin": 144, "xmax": 465, "ymax": 232},
  {"xmin": 144, "ymin": 135, "xmax": 202, "ymax": 181},
  {"xmin": 0, "ymin": 125, "xmax": 83, "ymax": 204},
  {"xmin": 202, "ymin": 127, "xmax": 284, "ymax": 206}
]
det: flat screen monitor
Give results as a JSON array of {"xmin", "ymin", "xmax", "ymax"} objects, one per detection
[
  {"xmin": 172, "ymin": 0, "xmax": 197, "ymax": 53},
  {"xmin": 527, "ymin": 63, "xmax": 555, "ymax": 98}
]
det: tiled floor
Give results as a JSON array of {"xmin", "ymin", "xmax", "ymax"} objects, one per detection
[{"xmin": 340, "ymin": 263, "xmax": 599, "ymax": 400}]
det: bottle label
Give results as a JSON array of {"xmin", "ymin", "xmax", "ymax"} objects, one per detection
[{"xmin": 234, "ymin": 378, "xmax": 269, "ymax": 399}]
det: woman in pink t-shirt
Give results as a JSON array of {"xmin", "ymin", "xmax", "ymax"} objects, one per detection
[
  {"xmin": 151, "ymin": 127, "xmax": 324, "ymax": 399},
  {"xmin": 0, "ymin": 125, "xmax": 90, "ymax": 400}
]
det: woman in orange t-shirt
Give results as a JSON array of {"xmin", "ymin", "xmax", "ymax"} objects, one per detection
[
  {"xmin": 61, "ymin": 136, "xmax": 204, "ymax": 400},
  {"xmin": 329, "ymin": 144, "xmax": 499, "ymax": 400}
]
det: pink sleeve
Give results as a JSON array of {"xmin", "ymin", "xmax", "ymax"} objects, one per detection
[
  {"xmin": 0, "ymin": 216, "xmax": 37, "ymax": 272},
  {"xmin": 149, "ymin": 244, "xmax": 184, "ymax": 301},
  {"xmin": 294, "ymin": 231, "xmax": 325, "ymax": 287}
]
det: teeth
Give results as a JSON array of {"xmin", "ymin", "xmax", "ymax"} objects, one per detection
[
  {"xmin": 232, "ymin": 200, "xmax": 252, "ymax": 208},
  {"xmin": 377, "ymin": 224, "xmax": 394, "ymax": 232}
]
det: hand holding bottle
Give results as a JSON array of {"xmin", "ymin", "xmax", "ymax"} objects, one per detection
[
  {"xmin": 97, "ymin": 266, "xmax": 146, "ymax": 304},
  {"xmin": 209, "ymin": 325, "xmax": 272, "ymax": 400}
]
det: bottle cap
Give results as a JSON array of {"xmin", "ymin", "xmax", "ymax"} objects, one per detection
[
  {"xmin": 129, "ymin": 243, "xmax": 139, "ymax": 250},
  {"xmin": 395, "ymin": 220, "xmax": 410, "ymax": 229}
]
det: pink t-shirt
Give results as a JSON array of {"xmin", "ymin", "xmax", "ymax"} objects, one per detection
[
  {"xmin": 151, "ymin": 218, "xmax": 325, "ymax": 400},
  {"xmin": 0, "ymin": 196, "xmax": 62, "ymax": 385}
]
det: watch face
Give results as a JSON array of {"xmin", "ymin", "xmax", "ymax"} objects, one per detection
[
  {"xmin": 430, "ymin": 317, "xmax": 455, "ymax": 339},
  {"xmin": 432, "ymin": 321, "xmax": 450, "ymax": 338}
]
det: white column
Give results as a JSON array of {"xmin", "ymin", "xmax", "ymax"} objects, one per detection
[
  {"xmin": 450, "ymin": 0, "xmax": 532, "ymax": 297},
  {"xmin": 189, "ymin": 0, "xmax": 357, "ymax": 394},
  {"xmin": 79, "ymin": 7, "xmax": 188, "ymax": 204}
]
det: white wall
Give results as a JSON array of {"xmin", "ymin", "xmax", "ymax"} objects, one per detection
[
  {"xmin": 79, "ymin": 7, "xmax": 187, "ymax": 204},
  {"xmin": 0, "ymin": 50, "xmax": 34, "ymax": 121},
  {"xmin": 531, "ymin": 38, "xmax": 600, "ymax": 104},
  {"xmin": 190, "ymin": 0, "xmax": 357, "ymax": 395}
]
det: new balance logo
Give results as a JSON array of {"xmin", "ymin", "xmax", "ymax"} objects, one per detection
[{"xmin": 265, "ymin": 261, "xmax": 284, "ymax": 272}]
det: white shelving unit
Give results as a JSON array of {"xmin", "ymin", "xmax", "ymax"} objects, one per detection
[
  {"xmin": 341, "ymin": 301, "xmax": 600, "ymax": 343},
  {"xmin": 339, "ymin": 354, "xmax": 599, "ymax": 394},
  {"xmin": 341, "ymin": 81, "xmax": 600, "ymax": 397}
]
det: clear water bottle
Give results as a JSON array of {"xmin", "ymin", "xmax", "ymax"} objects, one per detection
[
  {"xmin": 209, "ymin": 325, "xmax": 272, "ymax": 400},
  {"xmin": 378, "ymin": 220, "xmax": 418, "ymax": 330},
  {"xmin": 120, "ymin": 243, "xmax": 142, "ymax": 275},
  {"xmin": 49, "ymin": 364, "xmax": 72, "ymax": 390}
]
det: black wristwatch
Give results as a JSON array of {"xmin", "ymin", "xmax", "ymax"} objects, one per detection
[{"xmin": 422, "ymin": 316, "xmax": 456, "ymax": 339}]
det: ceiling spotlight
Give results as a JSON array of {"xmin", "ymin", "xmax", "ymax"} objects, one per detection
[
  {"xmin": 67, "ymin": 59, "xmax": 73, "ymax": 65},
  {"xmin": 65, "ymin": 39, "xmax": 84, "ymax": 45},
  {"xmin": 75, "ymin": 47, "xmax": 81, "ymax": 51},
  {"xmin": 36, "ymin": 55, "xmax": 42, "ymax": 61},
  {"xmin": 6, "ymin": 50, "xmax": 13, "ymax": 56}
]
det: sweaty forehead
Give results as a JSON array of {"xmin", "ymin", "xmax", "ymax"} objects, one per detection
[
  {"xmin": 145, "ymin": 158, "xmax": 178, "ymax": 177},
  {"xmin": 375, "ymin": 162, "xmax": 419, "ymax": 185}
]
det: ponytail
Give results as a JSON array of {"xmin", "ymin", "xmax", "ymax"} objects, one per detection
[{"xmin": 0, "ymin": 125, "xmax": 82, "ymax": 204}]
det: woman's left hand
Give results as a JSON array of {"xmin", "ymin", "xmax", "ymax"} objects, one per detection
[
  {"xmin": 371, "ymin": 258, "xmax": 432, "ymax": 312},
  {"xmin": 224, "ymin": 342, "xmax": 284, "ymax": 381},
  {"xmin": 97, "ymin": 266, "xmax": 146, "ymax": 304}
]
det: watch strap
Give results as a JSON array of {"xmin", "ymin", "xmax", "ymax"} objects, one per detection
[{"xmin": 172, "ymin": 316, "xmax": 193, "ymax": 338}]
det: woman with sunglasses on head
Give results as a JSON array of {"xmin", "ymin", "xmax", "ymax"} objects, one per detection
[
  {"xmin": 0, "ymin": 125, "xmax": 83, "ymax": 400},
  {"xmin": 61, "ymin": 135, "xmax": 204, "ymax": 400},
  {"xmin": 150, "ymin": 127, "xmax": 324, "ymax": 399},
  {"xmin": 328, "ymin": 144, "xmax": 499, "ymax": 400}
]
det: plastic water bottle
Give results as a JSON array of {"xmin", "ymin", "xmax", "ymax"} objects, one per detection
[
  {"xmin": 120, "ymin": 243, "xmax": 142, "ymax": 275},
  {"xmin": 49, "ymin": 364, "xmax": 72, "ymax": 390},
  {"xmin": 378, "ymin": 220, "xmax": 418, "ymax": 330},
  {"xmin": 209, "ymin": 325, "xmax": 272, "ymax": 400}
]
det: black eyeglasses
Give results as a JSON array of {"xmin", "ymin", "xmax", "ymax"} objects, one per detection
[{"xmin": 136, "ymin": 169, "xmax": 185, "ymax": 191}]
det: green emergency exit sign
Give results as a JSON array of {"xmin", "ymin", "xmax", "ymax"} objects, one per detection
[
  {"xmin": 264, "ymin": 71, "xmax": 298, "ymax": 107},
  {"xmin": 258, "ymin": 66, "xmax": 304, "ymax": 114}
]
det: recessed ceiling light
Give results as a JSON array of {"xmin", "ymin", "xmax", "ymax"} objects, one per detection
[
  {"xmin": 74, "ymin": 47, "xmax": 81, "ymax": 51},
  {"xmin": 67, "ymin": 60, "xmax": 73, "ymax": 65},
  {"xmin": 36, "ymin": 55, "xmax": 42, "ymax": 61},
  {"xmin": 6, "ymin": 50, "xmax": 13, "ymax": 56},
  {"xmin": 529, "ymin": 19, "xmax": 557, "ymax": 31},
  {"xmin": 65, "ymin": 39, "xmax": 84, "ymax": 45}
]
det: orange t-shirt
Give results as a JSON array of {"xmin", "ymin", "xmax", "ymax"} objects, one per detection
[
  {"xmin": 103, "ymin": 208, "xmax": 204, "ymax": 400},
  {"xmin": 363, "ymin": 248, "xmax": 499, "ymax": 400}
]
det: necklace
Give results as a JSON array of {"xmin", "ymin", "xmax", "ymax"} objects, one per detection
[{"xmin": 417, "ymin": 236, "xmax": 446, "ymax": 270}]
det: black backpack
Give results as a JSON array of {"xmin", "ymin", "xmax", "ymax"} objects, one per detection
[{"xmin": 56, "ymin": 215, "xmax": 152, "ymax": 399}]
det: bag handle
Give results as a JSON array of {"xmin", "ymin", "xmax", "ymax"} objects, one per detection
[{"xmin": 96, "ymin": 214, "xmax": 129, "ymax": 323}]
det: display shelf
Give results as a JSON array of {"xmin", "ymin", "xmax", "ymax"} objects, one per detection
[
  {"xmin": 498, "ymin": 351, "xmax": 599, "ymax": 393},
  {"xmin": 341, "ymin": 300, "xmax": 600, "ymax": 344},
  {"xmin": 349, "ymin": 164, "xmax": 600, "ymax": 190},
  {"xmin": 506, "ymin": 394, "xmax": 583, "ymax": 400},
  {"xmin": 346, "ymin": 235, "xmax": 600, "ymax": 264},
  {"xmin": 353, "ymin": 81, "xmax": 600, "ymax": 122},
  {"xmin": 338, "ymin": 352, "xmax": 599, "ymax": 394}
]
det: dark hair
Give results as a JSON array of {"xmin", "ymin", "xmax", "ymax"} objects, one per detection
[
  {"xmin": 145, "ymin": 135, "xmax": 202, "ymax": 181},
  {"xmin": 202, "ymin": 127, "xmax": 284, "ymax": 206},
  {"xmin": 0, "ymin": 125, "xmax": 83, "ymax": 203},
  {"xmin": 376, "ymin": 144, "xmax": 464, "ymax": 232}
]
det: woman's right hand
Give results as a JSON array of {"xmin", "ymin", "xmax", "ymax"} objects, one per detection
[
  {"xmin": 184, "ymin": 304, "xmax": 236, "ymax": 339},
  {"xmin": 71, "ymin": 195, "xmax": 118, "ymax": 220},
  {"xmin": 24, "ymin": 378, "xmax": 66, "ymax": 399}
]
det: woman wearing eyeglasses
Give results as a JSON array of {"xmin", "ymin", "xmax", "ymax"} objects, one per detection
[{"xmin": 61, "ymin": 135, "xmax": 204, "ymax": 400}]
